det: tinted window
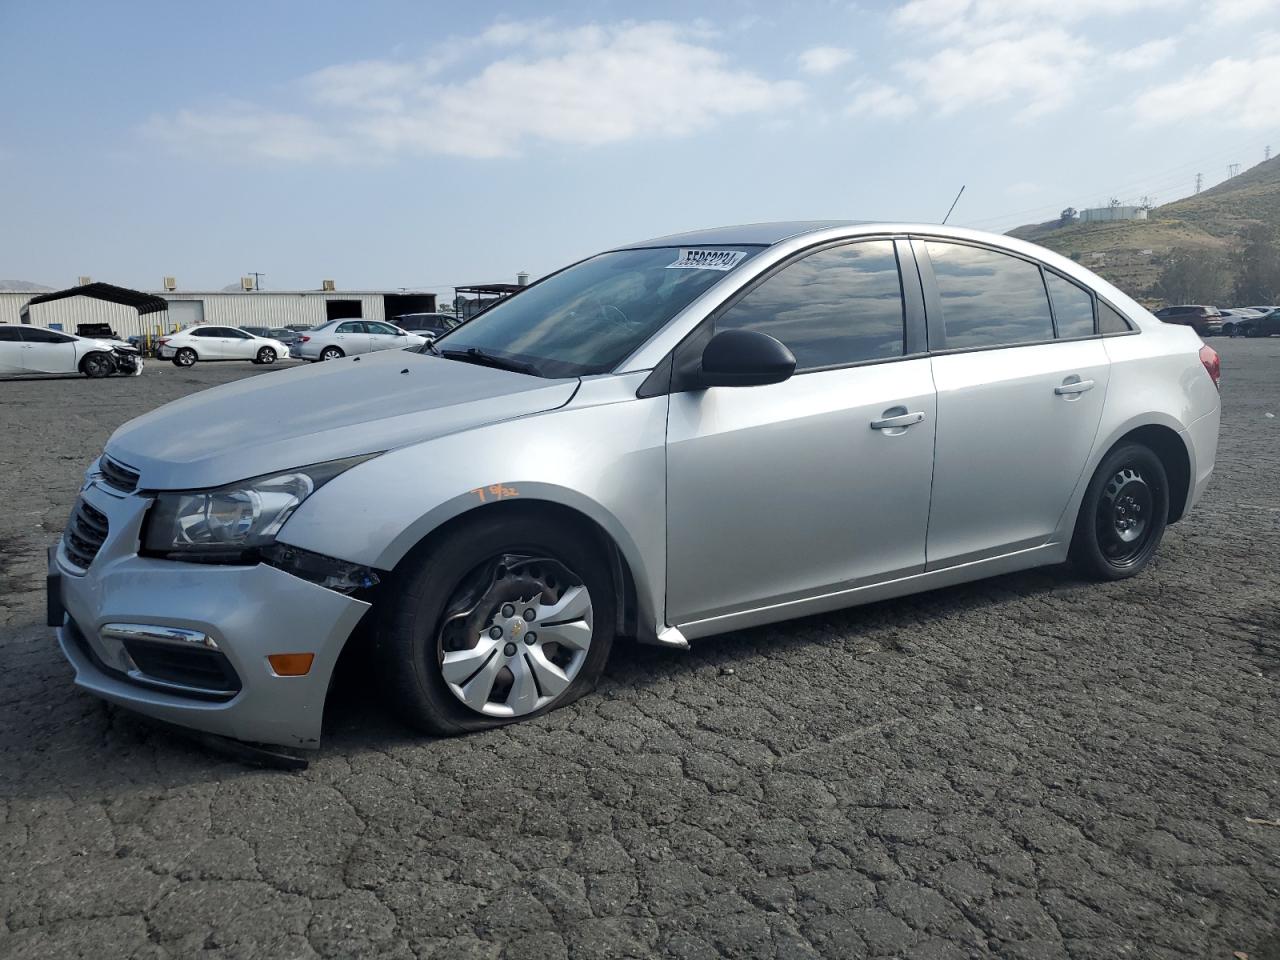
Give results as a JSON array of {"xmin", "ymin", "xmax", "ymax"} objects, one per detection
[
  {"xmin": 22, "ymin": 328, "xmax": 72, "ymax": 343},
  {"xmin": 369, "ymin": 322, "xmax": 400, "ymax": 335},
  {"xmin": 191, "ymin": 328, "xmax": 221, "ymax": 338},
  {"xmin": 227, "ymin": 329, "xmax": 252, "ymax": 339},
  {"xmin": 716, "ymin": 240, "xmax": 905, "ymax": 370},
  {"xmin": 437, "ymin": 245, "xmax": 762, "ymax": 377},
  {"xmin": 337, "ymin": 321, "xmax": 364, "ymax": 334},
  {"xmin": 1045, "ymin": 272, "xmax": 1095, "ymax": 338},
  {"xmin": 926, "ymin": 241, "xmax": 1055, "ymax": 349},
  {"xmin": 0, "ymin": 327, "xmax": 22, "ymax": 342},
  {"xmin": 1099, "ymin": 302, "xmax": 1133, "ymax": 334}
]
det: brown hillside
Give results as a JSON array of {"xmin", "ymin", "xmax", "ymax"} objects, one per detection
[{"xmin": 1006, "ymin": 155, "xmax": 1280, "ymax": 300}]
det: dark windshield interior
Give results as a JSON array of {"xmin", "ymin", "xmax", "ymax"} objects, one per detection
[{"xmin": 433, "ymin": 246, "xmax": 762, "ymax": 377}]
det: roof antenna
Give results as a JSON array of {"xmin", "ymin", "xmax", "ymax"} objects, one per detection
[{"xmin": 941, "ymin": 185, "xmax": 965, "ymax": 225}]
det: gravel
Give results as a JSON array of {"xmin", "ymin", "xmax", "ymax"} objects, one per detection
[{"xmin": 1, "ymin": 343, "xmax": 1278, "ymax": 959}]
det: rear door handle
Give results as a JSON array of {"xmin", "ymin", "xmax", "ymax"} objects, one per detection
[
  {"xmin": 870, "ymin": 411, "xmax": 925, "ymax": 430},
  {"xmin": 1055, "ymin": 377, "xmax": 1095, "ymax": 396}
]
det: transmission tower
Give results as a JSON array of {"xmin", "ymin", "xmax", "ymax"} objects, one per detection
[
  {"xmin": 1228, "ymin": 163, "xmax": 1240, "ymax": 178},
  {"xmin": 1267, "ymin": 145, "xmax": 1272, "ymax": 161},
  {"xmin": 1194, "ymin": 173, "xmax": 1202, "ymax": 194}
]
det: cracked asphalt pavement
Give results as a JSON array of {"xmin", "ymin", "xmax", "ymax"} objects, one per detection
[{"xmin": 1, "ymin": 343, "xmax": 1278, "ymax": 959}]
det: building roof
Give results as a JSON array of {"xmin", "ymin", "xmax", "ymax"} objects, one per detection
[
  {"xmin": 618, "ymin": 221, "xmax": 863, "ymax": 249},
  {"xmin": 22, "ymin": 282, "xmax": 169, "ymax": 316},
  {"xmin": 455, "ymin": 283, "xmax": 526, "ymax": 295}
]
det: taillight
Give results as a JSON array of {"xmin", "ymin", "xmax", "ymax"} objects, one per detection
[
  {"xmin": 1199, "ymin": 344, "xmax": 1220, "ymax": 390},
  {"xmin": 300, "ymin": 335, "xmax": 310, "ymax": 343},
  {"xmin": 156, "ymin": 338, "xmax": 169, "ymax": 347}
]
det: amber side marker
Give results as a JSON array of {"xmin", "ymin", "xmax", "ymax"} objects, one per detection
[{"xmin": 267, "ymin": 653, "xmax": 315, "ymax": 677}]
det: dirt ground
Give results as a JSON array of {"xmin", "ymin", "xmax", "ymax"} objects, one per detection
[{"xmin": 1, "ymin": 344, "xmax": 1277, "ymax": 959}]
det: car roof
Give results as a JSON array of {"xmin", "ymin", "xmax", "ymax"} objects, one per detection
[{"xmin": 619, "ymin": 221, "xmax": 863, "ymax": 249}]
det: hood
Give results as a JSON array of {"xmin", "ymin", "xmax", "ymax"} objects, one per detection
[{"xmin": 106, "ymin": 349, "xmax": 579, "ymax": 489}]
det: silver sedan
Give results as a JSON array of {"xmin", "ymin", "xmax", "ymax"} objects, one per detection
[{"xmin": 51, "ymin": 222, "xmax": 1221, "ymax": 755}]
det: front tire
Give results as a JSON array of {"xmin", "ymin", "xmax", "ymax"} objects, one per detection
[
  {"xmin": 1070, "ymin": 443, "xmax": 1169, "ymax": 581},
  {"xmin": 80, "ymin": 352, "xmax": 113, "ymax": 379},
  {"xmin": 1245, "ymin": 324, "xmax": 1263, "ymax": 338},
  {"xmin": 376, "ymin": 513, "xmax": 615, "ymax": 736},
  {"xmin": 255, "ymin": 346, "xmax": 277, "ymax": 365},
  {"xmin": 319, "ymin": 346, "xmax": 344, "ymax": 361},
  {"xmin": 172, "ymin": 347, "xmax": 197, "ymax": 367}
]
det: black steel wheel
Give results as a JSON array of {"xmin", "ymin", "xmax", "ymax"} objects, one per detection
[
  {"xmin": 80, "ymin": 352, "xmax": 113, "ymax": 379},
  {"xmin": 1071, "ymin": 443, "xmax": 1169, "ymax": 581}
]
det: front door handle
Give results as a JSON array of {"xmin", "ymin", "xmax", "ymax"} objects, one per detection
[
  {"xmin": 870, "ymin": 411, "xmax": 925, "ymax": 430},
  {"xmin": 1055, "ymin": 377, "xmax": 1095, "ymax": 396}
]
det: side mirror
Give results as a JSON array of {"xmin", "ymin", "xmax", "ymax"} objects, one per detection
[
  {"xmin": 696, "ymin": 329, "xmax": 796, "ymax": 388},
  {"xmin": 396, "ymin": 330, "xmax": 407, "ymax": 336}
]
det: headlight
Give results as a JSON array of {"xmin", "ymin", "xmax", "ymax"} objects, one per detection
[{"xmin": 142, "ymin": 455, "xmax": 374, "ymax": 561}]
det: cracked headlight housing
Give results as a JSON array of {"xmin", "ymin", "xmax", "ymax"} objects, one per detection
[{"xmin": 142, "ymin": 456, "xmax": 374, "ymax": 562}]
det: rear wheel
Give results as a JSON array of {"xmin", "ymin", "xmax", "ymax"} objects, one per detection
[
  {"xmin": 172, "ymin": 347, "xmax": 197, "ymax": 367},
  {"xmin": 1223, "ymin": 322, "xmax": 1237, "ymax": 337},
  {"xmin": 320, "ymin": 346, "xmax": 344, "ymax": 361},
  {"xmin": 255, "ymin": 346, "xmax": 277, "ymax": 365},
  {"xmin": 80, "ymin": 352, "xmax": 113, "ymax": 379},
  {"xmin": 1070, "ymin": 443, "xmax": 1169, "ymax": 581},
  {"xmin": 376, "ymin": 513, "xmax": 615, "ymax": 736}
]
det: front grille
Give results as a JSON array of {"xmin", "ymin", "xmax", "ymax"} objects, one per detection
[
  {"xmin": 63, "ymin": 499, "xmax": 109, "ymax": 570},
  {"xmin": 121, "ymin": 639, "xmax": 242, "ymax": 696},
  {"xmin": 99, "ymin": 456, "xmax": 140, "ymax": 493}
]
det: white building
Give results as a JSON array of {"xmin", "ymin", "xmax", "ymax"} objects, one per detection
[
  {"xmin": 1078, "ymin": 206, "xmax": 1149, "ymax": 223},
  {"xmin": 0, "ymin": 287, "xmax": 438, "ymax": 339}
]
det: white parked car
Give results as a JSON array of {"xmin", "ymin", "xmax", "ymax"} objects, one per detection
[
  {"xmin": 0, "ymin": 324, "xmax": 143, "ymax": 378},
  {"xmin": 158, "ymin": 326, "xmax": 291, "ymax": 367},
  {"xmin": 292, "ymin": 319, "xmax": 426, "ymax": 361}
]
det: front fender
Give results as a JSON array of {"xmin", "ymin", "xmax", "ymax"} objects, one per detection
[{"xmin": 278, "ymin": 392, "xmax": 670, "ymax": 639}]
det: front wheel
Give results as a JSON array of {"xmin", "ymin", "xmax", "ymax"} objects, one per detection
[
  {"xmin": 1070, "ymin": 444, "xmax": 1169, "ymax": 581},
  {"xmin": 80, "ymin": 352, "xmax": 113, "ymax": 379},
  {"xmin": 1245, "ymin": 324, "xmax": 1264, "ymax": 338},
  {"xmin": 319, "ymin": 346, "xmax": 344, "ymax": 361},
  {"xmin": 376, "ymin": 513, "xmax": 615, "ymax": 736},
  {"xmin": 255, "ymin": 346, "xmax": 277, "ymax": 365},
  {"xmin": 172, "ymin": 347, "xmax": 197, "ymax": 367}
]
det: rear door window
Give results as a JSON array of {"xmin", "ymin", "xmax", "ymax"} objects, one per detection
[
  {"xmin": 1045, "ymin": 272, "xmax": 1096, "ymax": 339},
  {"xmin": 925, "ymin": 241, "xmax": 1055, "ymax": 349}
]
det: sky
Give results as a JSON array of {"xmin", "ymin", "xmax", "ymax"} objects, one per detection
[{"xmin": 1, "ymin": 0, "xmax": 1278, "ymax": 301}]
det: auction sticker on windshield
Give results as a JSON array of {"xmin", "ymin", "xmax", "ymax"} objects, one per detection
[{"xmin": 667, "ymin": 249, "xmax": 747, "ymax": 271}]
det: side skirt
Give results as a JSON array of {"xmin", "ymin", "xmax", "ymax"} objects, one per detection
[{"xmin": 676, "ymin": 542, "xmax": 1068, "ymax": 642}]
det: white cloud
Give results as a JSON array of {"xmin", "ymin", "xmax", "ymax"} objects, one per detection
[
  {"xmin": 798, "ymin": 46, "xmax": 854, "ymax": 74},
  {"xmin": 1202, "ymin": 0, "xmax": 1274, "ymax": 22},
  {"xmin": 845, "ymin": 83, "xmax": 918, "ymax": 118},
  {"xmin": 1109, "ymin": 37, "xmax": 1178, "ymax": 70},
  {"xmin": 898, "ymin": 27, "xmax": 1091, "ymax": 118},
  {"xmin": 149, "ymin": 21, "xmax": 803, "ymax": 162},
  {"xmin": 895, "ymin": 0, "xmax": 1178, "ymax": 34},
  {"xmin": 1132, "ymin": 51, "xmax": 1280, "ymax": 128}
]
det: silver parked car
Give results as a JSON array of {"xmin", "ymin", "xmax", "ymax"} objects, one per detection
[{"xmin": 49, "ymin": 222, "xmax": 1221, "ymax": 755}]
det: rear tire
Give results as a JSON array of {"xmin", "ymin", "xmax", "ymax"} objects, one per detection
[
  {"xmin": 1070, "ymin": 443, "xmax": 1169, "ymax": 581},
  {"xmin": 375, "ymin": 513, "xmax": 615, "ymax": 736},
  {"xmin": 320, "ymin": 346, "xmax": 344, "ymax": 361},
  {"xmin": 172, "ymin": 347, "xmax": 197, "ymax": 367},
  {"xmin": 80, "ymin": 352, "xmax": 113, "ymax": 379},
  {"xmin": 255, "ymin": 346, "xmax": 277, "ymax": 365}
]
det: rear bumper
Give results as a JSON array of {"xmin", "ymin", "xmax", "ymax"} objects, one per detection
[{"xmin": 51, "ymin": 481, "xmax": 370, "ymax": 749}]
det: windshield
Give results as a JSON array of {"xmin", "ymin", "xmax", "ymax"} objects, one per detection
[{"xmin": 434, "ymin": 245, "xmax": 762, "ymax": 377}]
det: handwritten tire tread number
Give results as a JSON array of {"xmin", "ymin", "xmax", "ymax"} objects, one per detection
[{"xmin": 472, "ymin": 484, "xmax": 519, "ymax": 503}]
